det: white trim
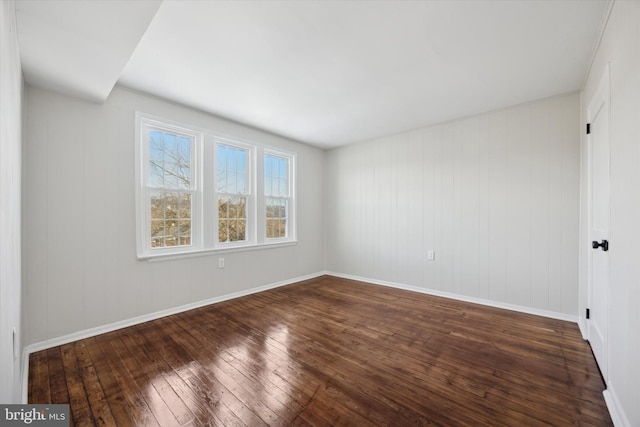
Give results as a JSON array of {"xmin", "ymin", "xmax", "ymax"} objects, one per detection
[
  {"xmin": 603, "ymin": 385, "xmax": 632, "ymax": 427},
  {"xmin": 325, "ymin": 271, "xmax": 579, "ymax": 323},
  {"xmin": 578, "ymin": 317, "xmax": 588, "ymax": 340},
  {"xmin": 145, "ymin": 240, "xmax": 298, "ymax": 262},
  {"xmin": 21, "ymin": 271, "xmax": 325, "ymax": 402},
  {"xmin": 21, "ymin": 348, "xmax": 29, "ymax": 404},
  {"xmin": 19, "ymin": 270, "xmax": 584, "ymax": 404}
]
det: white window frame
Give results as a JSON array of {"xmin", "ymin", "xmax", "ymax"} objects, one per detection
[
  {"xmin": 135, "ymin": 112, "xmax": 297, "ymax": 260},
  {"xmin": 136, "ymin": 114, "xmax": 203, "ymax": 259},
  {"xmin": 262, "ymin": 149, "xmax": 296, "ymax": 243},
  {"xmin": 212, "ymin": 137, "xmax": 255, "ymax": 249}
]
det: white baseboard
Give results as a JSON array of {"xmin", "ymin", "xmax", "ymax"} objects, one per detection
[
  {"xmin": 577, "ymin": 316, "xmax": 588, "ymax": 340},
  {"xmin": 21, "ymin": 271, "xmax": 324, "ymax": 403},
  {"xmin": 603, "ymin": 385, "xmax": 632, "ymax": 427},
  {"xmin": 325, "ymin": 271, "xmax": 579, "ymax": 323}
]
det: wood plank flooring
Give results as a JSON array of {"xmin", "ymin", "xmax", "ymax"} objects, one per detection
[{"xmin": 29, "ymin": 275, "xmax": 612, "ymax": 426}]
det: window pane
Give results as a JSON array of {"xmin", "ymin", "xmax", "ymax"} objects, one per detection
[
  {"xmin": 266, "ymin": 197, "xmax": 288, "ymax": 239},
  {"xmin": 150, "ymin": 220, "xmax": 165, "ymax": 247},
  {"xmin": 149, "ymin": 191, "xmax": 191, "ymax": 248},
  {"xmin": 265, "ymin": 155, "xmax": 287, "ymax": 197},
  {"xmin": 148, "ymin": 129, "xmax": 191, "ymax": 189},
  {"xmin": 177, "ymin": 136, "xmax": 191, "ymax": 190},
  {"xmin": 217, "ymin": 144, "xmax": 248, "ymax": 194},
  {"xmin": 218, "ymin": 195, "xmax": 247, "ymax": 243},
  {"xmin": 165, "ymin": 219, "xmax": 178, "ymax": 246},
  {"xmin": 179, "ymin": 220, "xmax": 191, "ymax": 246},
  {"xmin": 150, "ymin": 192, "xmax": 164, "ymax": 219}
]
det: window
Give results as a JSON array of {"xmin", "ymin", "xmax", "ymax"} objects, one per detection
[
  {"xmin": 265, "ymin": 153, "xmax": 291, "ymax": 239},
  {"xmin": 136, "ymin": 113, "xmax": 296, "ymax": 259},
  {"xmin": 215, "ymin": 142, "xmax": 250, "ymax": 245}
]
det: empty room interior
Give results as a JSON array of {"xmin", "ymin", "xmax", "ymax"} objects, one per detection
[{"xmin": 1, "ymin": 0, "xmax": 639, "ymax": 425}]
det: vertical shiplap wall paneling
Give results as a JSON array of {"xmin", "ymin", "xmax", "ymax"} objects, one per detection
[
  {"xmin": 326, "ymin": 93, "xmax": 580, "ymax": 315},
  {"xmin": 24, "ymin": 86, "xmax": 325, "ymax": 344},
  {"xmin": 24, "ymin": 92, "xmax": 49, "ymax": 344},
  {"xmin": 421, "ymin": 128, "xmax": 434, "ymax": 288},
  {"xmin": 432, "ymin": 126, "xmax": 443, "ymax": 292},
  {"xmin": 530, "ymin": 99, "xmax": 551, "ymax": 310},
  {"xmin": 477, "ymin": 115, "xmax": 490, "ymax": 299},
  {"xmin": 406, "ymin": 130, "xmax": 424, "ymax": 287},
  {"xmin": 505, "ymin": 104, "xmax": 532, "ymax": 307},
  {"xmin": 83, "ymin": 102, "xmax": 108, "ymax": 330},
  {"xmin": 460, "ymin": 117, "xmax": 480, "ymax": 298},
  {"xmin": 561, "ymin": 95, "xmax": 580, "ymax": 315},
  {"xmin": 547, "ymin": 99, "xmax": 564, "ymax": 313},
  {"xmin": 487, "ymin": 110, "xmax": 508, "ymax": 303},
  {"xmin": 441, "ymin": 124, "xmax": 455, "ymax": 293},
  {"xmin": 47, "ymin": 98, "xmax": 85, "ymax": 338}
]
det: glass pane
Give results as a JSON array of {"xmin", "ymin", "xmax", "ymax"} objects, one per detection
[
  {"xmin": 265, "ymin": 198, "xmax": 287, "ymax": 239},
  {"xmin": 237, "ymin": 220, "xmax": 246, "ymax": 241},
  {"xmin": 229, "ymin": 220, "xmax": 238, "ymax": 242},
  {"xmin": 176, "ymin": 136, "xmax": 191, "ymax": 190},
  {"xmin": 150, "ymin": 192, "xmax": 165, "ymax": 219},
  {"xmin": 179, "ymin": 193, "xmax": 191, "ymax": 219},
  {"xmin": 218, "ymin": 196, "xmax": 229, "ymax": 219},
  {"xmin": 149, "ymin": 191, "xmax": 192, "ymax": 249},
  {"xmin": 165, "ymin": 193, "xmax": 178, "ymax": 219},
  {"xmin": 228, "ymin": 172, "xmax": 237, "ymax": 194},
  {"xmin": 277, "ymin": 219, "xmax": 287, "ymax": 238},
  {"xmin": 150, "ymin": 220, "xmax": 164, "ymax": 247},
  {"xmin": 265, "ymin": 155, "xmax": 287, "ymax": 196},
  {"xmin": 265, "ymin": 156, "xmax": 272, "ymax": 176},
  {"xmin": 148, "ymin": 129, "xmax": 191, "ymax": 189},
  {"xmin": 266, "ymin": 200, "xmax": 274, "ymax": 218},
  {"xmin": 217, "ymin": 144, "xmax": 248, "ymax": 194},
  {"xmin": 265, "ymin": 176, "xmax": 272, "ymax": 197},
  {"xmin": 266, "ymin": 219, "xmax": 274, "ymax": 238},
  {"xmin": 237, "ymin": 172, "xmax": 247, "ymax": 194},
  {"xmin": 178, "ymin": 220, "xmax": 191, "ymax": 246},
  {"xmin": 149, "ymin": 163, "xmax": 163, "ymax": 187},
  {"xmin": 218, "ymin": 220, "xmax": 228, "ymax": 242},
  {"xmin": 165, "ymin": 219, "xmax": 178, "ymax": 246},
  {"xmin": 237, "ymin": 198, "xmax": 246, "ymax": 218},
  {"xmin": 162, "ymin": 133, "xmax": 178, "ymax": 188},
  {"xmin": 228, "ymin": 198, "xmax": 238, "ymax": 218}
]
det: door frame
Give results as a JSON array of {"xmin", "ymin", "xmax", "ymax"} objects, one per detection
[{"xmin": 586, "ymin": 63, "xmax": 611, "ymax": 385}]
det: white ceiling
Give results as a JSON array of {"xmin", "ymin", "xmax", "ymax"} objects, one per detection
[{"xmin": 16, "ymin": 0, "xmax": 609, "ymax": 149}]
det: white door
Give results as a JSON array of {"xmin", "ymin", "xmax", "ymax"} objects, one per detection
[{"xmin": 587, "ymin": 67, "xmax": 610, "ymax": 383}]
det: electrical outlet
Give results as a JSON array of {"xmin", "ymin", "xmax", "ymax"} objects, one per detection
[
  {"xmin": 218, "ymin": 258, "xmax": 225, "ymax": 269},
  {"xmin": 427, "ymin": 250, "xmax": 435, "ymax": 261}
]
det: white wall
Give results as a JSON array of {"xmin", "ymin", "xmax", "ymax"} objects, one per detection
[
  {"xmin": 0, "ymin": 0, "xmax": 23, "ymax": 403},
  {"xmin": 23, "ymin": 86, "xmax": 325, "ymax": 345},
  {"xmin": 326, "ymin": 93, "xmax": 580, "ymax": 316},
  {"xmin": 579, "ymin": 1, "xmax": 640, "ymax": 425}
]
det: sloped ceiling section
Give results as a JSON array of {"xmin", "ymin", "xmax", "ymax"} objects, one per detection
[
  {"xmin": 16, "ymin": 0, "xmax": 609, "ymax": 148},
  {"xmin": 16, "ymin": 0, "xmax": 162, "ymax": 103}
]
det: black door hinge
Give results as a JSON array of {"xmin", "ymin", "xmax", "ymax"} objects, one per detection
[
  {"xmin": 586, "ymin": 123, "xmax": 591, "ymax": 134},
  {"xmin": 586, "ymin": 308, "xmax": 590, "ymax": 319}
]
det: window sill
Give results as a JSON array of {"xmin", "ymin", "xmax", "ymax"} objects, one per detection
[{"xmin": 140, "ymin": 240, "xmax": 298, "ymax": 263}]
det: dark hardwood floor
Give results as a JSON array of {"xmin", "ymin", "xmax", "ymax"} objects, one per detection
[{"xmin": 29, "ymin": 275, "xmax": 612, "ymax": 426}]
